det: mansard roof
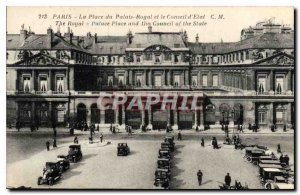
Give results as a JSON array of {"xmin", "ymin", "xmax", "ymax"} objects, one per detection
[
  {"xmin": 128, "ymin": 32, "xmax": 187, "ymax": 49},
  {"xmin": 6, "ymin": 33, "xmax": 89, "ymax": 53},
  {"xmin": 189, "ymin": 33, "xmax": 294, "ymax": 55}
]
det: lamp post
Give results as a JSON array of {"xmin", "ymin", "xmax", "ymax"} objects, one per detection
[{"xmin": 222, "ymin": 111, "xmax": 225, "ymax": 131}]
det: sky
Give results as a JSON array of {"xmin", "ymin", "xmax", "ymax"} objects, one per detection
[{"xmin": 6, "ymin": 6, "xmax": 294, "ymax": 43}]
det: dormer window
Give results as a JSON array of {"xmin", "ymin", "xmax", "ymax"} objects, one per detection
[
  {"xmin": 136, "ymin": 55, "xmax": 141, "ymax": 63},
  {"xmin": 174, "ymin": 54, "xmax": 179, "ymax": 63}
]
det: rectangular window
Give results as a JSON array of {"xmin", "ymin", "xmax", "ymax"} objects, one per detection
[
  {"xmin": 202, "ymin": 75, "xmax": 208, "ymax": 87},
  {"xmin": 21, "ymin": 110, "xmax": 31, "ymax": 121},
  {"xmin": 212, "ymin": 75, "xmax": 219, "ymax": 87},
  {"xmin": 40, "ymin": 110, "xmax": 48, "ymax": 122},
  {"xmin": 57, "ymin": 110, "xmax": 65, "ymax": 122},
  {"xmin": 136, "ymin": 75, "xmax": 143, "ymax": 87},
  {"xmin": 192, "ymin": 75, "xmax": 198, "ymax": 86},
  {"xmin": 275, "ymin": 77, "xmax": 284, "ymax": 94},
  {"xmin": 108, "ymin": 76, "xmax": 113, "ymax": 86},
  {"xmin": 258, "ymin": 112, "xmax": 266, "ymax": 123},
  {"xmin": 23, "ymin": 76, "xmax": 31, "ymax": 92},
  {"xmin": 136, "ymin": 55, "xmax": 141, "ymax": 63},
  {"xmin": 154, "ymin": 75, "xmax": 162, "ymax": 87},
  {"xmin": 174, "ymin": 75, "xmax": 180, "ymax": 86},
  {"xmin": 39, "ymin": 76, "xmax": 47, "ymax": 92},
  {"xmin": 118, "ymin": 75, "xmax": 124, "ymax": 86},
  {"xmin": 174, "ymin": 55, "xmax": 179, "ymax": 63},
  {"xmin": 56, "ymin": 76, "xmax": 64, "ymax": 93},
  {"xmin": 276, "ymin": 111, "xmax": 284, "ymax": 123},
  {"xmin": 155, "ymin": 55, "xmax": 161, "ymax": 63},
  {"xmin": 258, "ymin": 77, "xmax": 266, "ymax": 93}
]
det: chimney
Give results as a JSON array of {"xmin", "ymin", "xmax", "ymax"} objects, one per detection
[
  {"xmin": 127, "ymin": 30, "xmax": 133, "ymax": 44},
  {"xmin": 195, "ymin": 33, "xmax": 199, "ymax": 43},
  {"xmin": 56, "ymin": 25, "xmax": 61, "ymax": 36},
  {"xmin": 46, "ymin": 26, "xmax": 53, "ymax": 48},
  {"xmin": 183, "ymin": 30, "xmax": 188, "ymax": 42},
  {"xmin": 94, "ymin": 33, "xmax": 97, "ymax": 43},
  {"xmin": 148, "ymin": 25, "xmax": 152, "ymax": 33},
  {"xmin": 19, "ymin": 24, "xmax": 28, "ymax": 46},
  {"xmin": 64, "ymin": 27, "xmax": 73, "ymax": 44}
]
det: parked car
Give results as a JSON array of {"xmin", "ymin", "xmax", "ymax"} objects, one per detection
[
  {"xmin": 67, "ymin": 145, "xmax": 82, "ymax": 163},
  {"xmin": 37, "ymin": 162, "xmax": 62, "ymax": 185},
  {"xmin": 157, "ymin": 159, "xmax": 171, "ymax": 170},
  {"xmin": 154, "ymin": 168, "xmax": 171, "ymax": 184},
  {"xmin": 57, "ymin": 155, "xmax": 70, "ymax": 172},
  {"xmin": 161, "ymin": 142, "xmax": 174, "ymax": 152},
  {"xmin": 261, "ymin": 168, "xmax": 285, "ymax": 183},
  {"xmin": 258, "ymin": 163, "xmax": 283, "ymax": 176},
  {"xmin": 158, "ymin": 149, "xmax": 171, "ymax": 159},
  {"xmin": 164, "ymin": 136, "xmax": 175, "ymax": 145},
  {"xmin": 117, "ymin": 143, "xmax": 130, "ymax": 156}
]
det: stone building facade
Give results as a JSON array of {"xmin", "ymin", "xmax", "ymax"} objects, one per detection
[{"xmin": 6, "ymin": 21, "xmax": 295, "ymax": 131}]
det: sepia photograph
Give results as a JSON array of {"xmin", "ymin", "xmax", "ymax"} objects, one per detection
[{"xmin": 5, "ymin": 6, "xmax": 295, "ymax": 190}]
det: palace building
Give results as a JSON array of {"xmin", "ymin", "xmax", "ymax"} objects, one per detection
[{"xmin": 6, "ymin": 20, "xmax": 295, "ymax": 131}]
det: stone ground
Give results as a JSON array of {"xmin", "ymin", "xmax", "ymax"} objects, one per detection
[{"xmin": 6, "ymin": 131, "xmax": 294, "ymax": 189}]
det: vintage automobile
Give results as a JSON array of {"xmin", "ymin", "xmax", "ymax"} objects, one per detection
[
  {"xmin": 244, "ymin": 146, "xmax": 266, "ymax": 165},
  {"xmin": 117, "ymin": 143, "xmax": 130, "ymax": 156},
  {"xmin": 158, "ymin": 149, "xmax": 171, "ymax": 159},
  {"xmin": 264, "ymin": 176, "xmax": 294, "ymax": 189},
  {"xmin": 154, "ymin": 168, "xmax": 171, "ymax": 186},
  {"xmin": 57, "ymin": 155, "xmax": 70, "ymax": 172},
  {"xmin": 164, "ymin": 136, "xmax": 175, "ymax": 145},
  {"xmin": 67, "ymin": 145, "xmax": 82, "ymax": 163},
  {"xmin": 258, "ymin": 163, "xmax": 283, "ymax": 176},
  {"xmin": 259, "ymin": 159, "xmax": 282, "ymax": 166},
  {"xmin": 161, "ymin": 142, "xmax": 174, "ymax": 152},
  {"xmin": 37, "ymin": 162, "xmax": 62, "ymax": 185},
  {"xmin": 157, "ymin": 159, "xmax": 171, "ymax": 170},
  {"xmin": 261, "ymin": 168, "xmax": 285, "ymax": 183},
  {"xmin": 153, "ymin": 178, "xmax": 170, "ymax": 189}
]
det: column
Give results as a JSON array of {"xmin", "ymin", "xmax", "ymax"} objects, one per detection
[
  {"xmin": 167, "ymin": 70, "xmax": 171, "ymax": 86},
  {"xmin": 119, "ymin": 104, "xmax": 126, "ymax": 131},
  {"xmin": 87, "ymin": 107, "xmax": 91, "ymax": 126},
  {"xmin": 287, "ymin": 70, "xmax": 292, "ymax": 94},
  {"xmin": 193, "ymin": 109, "xmax": 198, "ymax": 130},
  {"xmin": 167, "ymin": 106, "xmax": 171, "ymax": 126},
  {"xmin": 147, "ymin": 106, "xmax": 153, "ymax": 130},
  {"xmin": 229, "ymin": 111, "xmax": 234, "ymax": 129},
  {"xmin": 148, "ymin": 70, "xmax": 152, "ymax": 86},
  {"xmin": 64, "ymin": 69, "xmax": 68, "ymax": 92},
  {"xmin": 172, "ymin": 109, "xmax": 178, "ymax": 130},
  {"xmin": 115, "ymin": 106, "xmax": 119, "ymax": 125},
  {"xmin": 184, "ymin": 70, "xmax": 189, "ymax": 86},
  {"xmin": 269, "ymin": 102, "xmax": 274, "ymax": 126},
  {"xmin": 48, "ymin": 101, "xmax": 52, "ymax": 125},
  {"xmin": 129, "ymin": 70, "xmax": 133, "ymax": 85},
  {"xmin": 269, "ymin": 70, "xmax": 274, "ymax": 93},
  {"xmin": 100, "ymin": 110, "xmax": 105, "ymax": 124},
  {"xmin": 69, "ymin": 67, "xmax": 75, "ymax": 92},
  {"xmin": 31, "ymin": 101, "xmax": 35, "ymax": 124},
  {"xmin": 140, "ymin": 109, "xmax": 145, "ymax": 128},
  {"xmin": 31, "ymin": 70, "xmax": 35, "ymax": 92},
  {"xmin": 286, "ymin": 103, "xmax": 292, "ymax": 128},
  {"xmin": 48, "ymin": 70, "xmax": 52, "ymax": 92},
  {"xmin": 199, "ymin": 103, "xmax": 204, "ymax": 130}
]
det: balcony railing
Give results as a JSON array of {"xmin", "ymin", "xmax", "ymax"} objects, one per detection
[{"xmin": 7, "ymin": 90, "xmax": 68, "ymax": 95}]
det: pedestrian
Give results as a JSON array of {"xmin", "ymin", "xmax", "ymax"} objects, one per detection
[
  {"xmin": 74, "ymin": 136, "xmax": 78, "ymax": 144},
  {"xmin": 197, "ymin": 170, "xmax": 203, "ymax": 185},
  {"xmin": 46, "ymin": 141, "xmax": 50, "ymax": 151},
  {"xmin": 97, "ymin": 125, "xmax": 99, "ymax": 132},
  {"xmin": 113, "ymin": 126, "xmax": 116, "ymax": 134},
  {"xmin": 201, "ymin": 137, "xmax": 205, "ymax": 147},
  {"xmin": 285, "ymin": 155, "xmax": 290, "ymax": 166},
  {"xmin": 283, "ymin": 124, "xmax": 287, "ymax": 132},
  {"xmin": 16, "ymin": 121, "xmax": 20, "ymax": 132},
  {"xmin": 177, "ymin": 131, "xmax": 182, "ymax": 141},
  {"xmin": 279, "ymin": 154, "xmax": 284, "ymax": 164},
  {"xmin": 196, "ymin": 126, "xmax": 199, "ymax": 132},
  {"xmin": 110, "ymin": 123, "xmax": 113, "ymax": 132},
  {"xmin": 89, "ymin": 136, "xmax": 93, "ymax": 144},
  {"xmin": 225, "ymin": 173, "xmax": 231, "ymax": 187},
  {"xmin": 53, "ymin": 138, "xmax": 57, "ymax": 148},
  {"xmin": 129, "ymin": 126, "xmax": 132, "ymax": 135},
  {"xmin": 211, "ymin": 138, "xmax": 215, "ymax": 149},
  {"xmin": 100, "ymin": 133, "xmax": 103, "ymax": 143},
  {"xmin": 53, "ymin": 129, "xmax": 57, "ymax": 138},
  {"xmin": 277, "ymin": 144, "xmax": 281, "ymax": 153}
]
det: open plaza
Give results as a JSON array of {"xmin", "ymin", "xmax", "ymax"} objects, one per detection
[{"xmin": 6, "ymin": 128, "xmax": 294, "ymax": 189}]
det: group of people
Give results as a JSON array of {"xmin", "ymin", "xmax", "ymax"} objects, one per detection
[
  {"xmin": 45, "ymin": 138, "xmax": 57, "ymax": 151},
  {"xmin": 248, "ymin": 123, "xmax": 259, "ymax": 132},
  {"xmin": 126, "ymin": 125, "xmax": 133, "ymax": 135}
]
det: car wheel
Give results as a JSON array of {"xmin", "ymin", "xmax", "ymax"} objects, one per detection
[
  {"xmin": 48, "ymin": 178, "xmax": 54, "ymax": 186},
  {"xmin": 37, "ymin": 177, "xmax": 42, "ymax": 185}
]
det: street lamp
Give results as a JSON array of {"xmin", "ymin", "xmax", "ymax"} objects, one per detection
[{"xmin": 222, "ymin": 111, "xmax": 225, "ymax": 131}]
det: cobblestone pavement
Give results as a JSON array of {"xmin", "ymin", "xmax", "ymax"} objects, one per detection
[{"xmin": 6, "ymin": 132, "xmax": 294, "ymax": 189}]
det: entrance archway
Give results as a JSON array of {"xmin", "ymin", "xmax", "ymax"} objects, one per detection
[
  {"xmin": 219, "ymin": 103, "xmax": 230, "ymax": 125},
  {"xmin": 125, "ymin": 110, "xmax": 142, "ymax": 129},
  {"xmin": 77, "ymin": 103, "xmax": 87, "ymax": 123},
  {"xmin": 205, "ymin": 104, "xmax": 216, "ymax": 125},
  {"xmin": 90, "ymin": 103, "xmax": 100, "ymax": 124},
  {"xmin": 152, "ymin": 105, "xmax": 167, "ymax": 130},
  {"xmin": 233, "ymin": 104, "xmax": 244, "ymax": 125},
  {"xmin": 178, "ymin": 110, "xmax": 194, "ymax": 130},
  {"xmin": 105, "ymin": 108, "xmax": 115, "ymax": 124}
]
